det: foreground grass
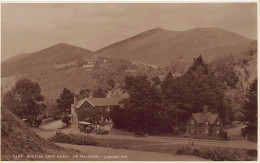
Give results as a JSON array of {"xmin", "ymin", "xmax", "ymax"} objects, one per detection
[
  {"xmin": 176, "ymin": 145, "xmax": 257, "ymax": 161},
  {"xmin": 49, "ymin": 134, "xmax": 256, "ymax": 161}
]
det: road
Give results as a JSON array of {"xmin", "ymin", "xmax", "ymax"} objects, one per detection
[
  {"xmin": 36, "ymin": 120, "xmax": 257, "ymax": 150},
  {"xmin": 55, "ymin": 143, "xmax": 208, "ymax": 161},
  {"xmin": 39, "ymin": 120, "xmax": 64, "ymax": 130}
]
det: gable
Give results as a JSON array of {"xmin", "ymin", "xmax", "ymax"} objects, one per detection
[
  {"xmin": 76, "ymin": 97, "xmax": 121, "ymax": 108},
  {"xmin": 192, "ymin": 112, "xmax": 219, "ymax": 124}
]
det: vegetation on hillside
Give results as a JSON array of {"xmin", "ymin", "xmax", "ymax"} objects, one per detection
[
  {"xmin": 241, "ymin": 79, "xmax": 257, "ymax": 141},
  {"xmin": 1, "ymin": 107, "xmax": 82, "ymax": 161},
  {"xmin": 56, "ymin": 88, "xmax": 74, "ymax": 125},
  {"xmin": 3, "ymin": 79, "xmax": 46, "ymax": 126},
  {"xmin": 110, "ymin": 56, "xmax": 243, "ymax": 134}
]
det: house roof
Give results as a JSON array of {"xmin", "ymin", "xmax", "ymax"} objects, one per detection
[
  {"xmin": 76, "ymin": 97, "xmax": 121, "ymax": 108},
  {"xmin": 192, "ymin": 112, "xmax": 219, "ymax": 124}
]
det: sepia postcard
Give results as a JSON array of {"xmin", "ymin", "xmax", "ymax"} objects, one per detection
[{"xmin": 1, "ymin": 1, "xmax": 258, "ymax": 161}]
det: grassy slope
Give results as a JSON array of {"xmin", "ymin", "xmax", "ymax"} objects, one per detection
[{"xmin": 1, "ymin": 107, "xmax": 84, "ymax": 161}]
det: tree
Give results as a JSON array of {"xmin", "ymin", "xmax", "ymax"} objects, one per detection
[
  {"xmin": 92, "ymin": 87, "xmax": 106, "ymax": 98},
  {"xmin": 242, "ymin": 79, "xmax": 257, "ymax": 124},
  {"xmin": 151, "ymin": 76, "xmax": 161, "ymax": 86},
  {"xmin": 56, "ymin": 88, "xmax": 74, "ymax": 115},
  {"xmin": 3, "ymin": 79, "xmax": 46, "ymax": 126},
  {"xmin": 107, "ymin": 79, "xmax": 115, "ymax": 89},
  {"xmin": 61, "ymin": 114, "xmax": 71, "ymax": 126},
  {"xmin": 77, "ymin": 89, "xmax": 91, "ymax": 100},
  {"xmin": 161, "ymin": 71, "xmax": 174, "ymax": 106},
  {"xmin": 121, "ymin": 75, "xmax": 161, "ymax": 111}
]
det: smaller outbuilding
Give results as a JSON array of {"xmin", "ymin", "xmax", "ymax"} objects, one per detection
[{"xmin": 186, "ymin": 105, "xmax": 223, "ymax": 136}]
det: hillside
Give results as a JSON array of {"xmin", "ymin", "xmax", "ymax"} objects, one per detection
[
  {"xmin": 1, "ymin": 107, "xmax": 84, "ymax": 161},
  {"xmin": 95, "ymin": 27, "xmax": 252, "ymax": 69},
  {"xmin": 1, "ymin": 43, "xmax": 93, "ymax": 77}
]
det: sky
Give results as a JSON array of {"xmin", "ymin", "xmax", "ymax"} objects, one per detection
[{"xmin": 1, "ymin": 3, "xmax": 257, "ymax": 61}]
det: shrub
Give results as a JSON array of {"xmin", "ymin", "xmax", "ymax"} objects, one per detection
[
  {"xmin": 247, "ymin": 149, "xmax": 257, "ymax": 157},
  {"xmin": 49, "ymin": 133, "xmax": 98, "ymax": 146},
  {"xmin": 219, "ymin": 130, "xmax": 228, "ymax": 139},
  {"xmin": 61, "ymin": 115, "xmax": 71, "ymax": 125},
  {"xmin": 176, "ymin": 146, "xmax": 252, "ymax": 161}
]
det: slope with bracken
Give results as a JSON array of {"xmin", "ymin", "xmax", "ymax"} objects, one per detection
[{"xmin": 1, "ymin": 107, "xmax": 86, "ymax": 161}]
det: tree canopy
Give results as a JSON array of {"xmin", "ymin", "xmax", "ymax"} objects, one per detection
[
  {"xmin": 56, "ymin": 88, "xmax": 74, "ymax": 115},
  {"xmin": 242, "ymin": 79, "xmax": 257, "ymax": 124},
  {"xmin": 3, "ymin": 79, "xmax": 46, "ymax": 126},
  {"xmin": 92, "ymin": 87, "xmax": 106, "ymax": 98}
]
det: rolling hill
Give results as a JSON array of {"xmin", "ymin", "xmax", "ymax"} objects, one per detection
[
  {"xmin": 95, "ymin": 27, "xmax": 252, "ymax": 68},
  {"xmin": 1, "ymin": 43, "xmax": 93, "ymax": 77}
]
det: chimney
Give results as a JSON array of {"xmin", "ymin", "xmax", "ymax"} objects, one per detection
[
  {"xmin": 74, "ymin": 96, "xmax": 78, "ymax": 106},
  {"xmin": 203, "ymin": 105, "xmax": 209, "ymax": 114}
]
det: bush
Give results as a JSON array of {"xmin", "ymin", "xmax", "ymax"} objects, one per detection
[
  {"xmin": 247, "ymin": 149, "xmax": 257, "ymax": 157},
  {"xmin": 219, "ymin": 130, "xmax": 228, "ymax": 139},
  {"xmin": 61, "ymin": 115, "xmax": 71, "ymax": 125},
  {"xmin": 49, "ymin": 133, "xmax": 98, "ymax": 146},
  {"xmin": 176, "ymin": 146, "xmax": 252, "ymax": 161}
]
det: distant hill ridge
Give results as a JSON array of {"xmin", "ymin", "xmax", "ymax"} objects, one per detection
[
  {"xmin": 2, "ymin": 43, "xmax": 93, "ymax": 77},
  {"xmin": 94, "ymin": 27, "xmax": 252, "ymax": 67},
  {"xmin": 1, "ymin": 27, "xmax": 253, "ymax": 77}
]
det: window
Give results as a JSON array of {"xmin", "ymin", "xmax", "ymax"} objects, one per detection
[
  {"xmin": 205, "ymin": 121, "xmax": 209, "ymax": 125},
  {"xmin": 191, "ymin": 128, "xmax": 194, "ymax": 134},
  {"xmin": 205, "ymin": 127, "xmax": 209, "ymax": 134},
  {"xmin": 217, "ymin": 129, "xmax": 219, "ymax": 134},
  {"xmin": 191, "ymin": 119, "xmax": 194, "ymax": 124},
  {"xmin": 217, "ymin": 121, "xmax": 220, "ymax": 125}
]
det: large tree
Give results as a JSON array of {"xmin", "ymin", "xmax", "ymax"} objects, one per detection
[
  {"xmin": 56, "ymin": 88, "xmax": 74, "ymax": 115},
  {"xmin": 3, "ymin": 79, "xmax": 46, "ymax": 126},
  {"xmin": 242, "ymin": 79, "xmax": 257, "ymax": 124}
]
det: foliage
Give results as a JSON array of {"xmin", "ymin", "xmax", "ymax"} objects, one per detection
[
  {"xmin": 44, "ymin": 99, "xmax": 61, "ymax": 119},
  {"xmin": 242, "ymin": 79, "xmax": 257, "ymax": 141},
  {"xmin": 49, "ymin": 133, "xmax": 98, "ymax": 146},
  {"xmin": 151, "ymin": 76, "xmax": 161, "ymax": 86},
  {"xmin": 164, "ymin": 56, "xmax": 233, "ymax": 124},
  {"xmin": 247, "ymin": 149, "xmax": 257, "ymax": 157},
  {"xmin": 111, "ymin": 56, "xmax": 237, "ymax": 134},
  {"xmin": 56, "ymin": 88, "xmax": 74, "ymax": 115},
  {"xmin": 176, "ymin": 146, "xmax": 253, "ymax": 161},
  {"xmin": 3, "ymin": 78, "xmax": 46, "ymax": 126},
  {"xmin": 242, "ymin": 79, "xmax": 257, "ymax": 124},
  {"xmin": 77, "ymin": 89, "xmax": 91, "ymax": 100},
  {"xmin": 61, "ymin": 114, "xmax": 71, "ymax": 125},
  {"xmin": 219, "ymin": 130, "xmax": 228, "ymax": 139},
  {"xmin": 111, "ymin": 75, "xmax": 174, "ymax": 134},
  {"xmin": 121, "ymin": 75, "xmax": 161, "ymax": 111},
  {"xmin": 92, "ymin": 87, "xmax": 106, "ymax": 98}
]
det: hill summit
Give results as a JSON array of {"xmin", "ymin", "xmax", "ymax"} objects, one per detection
[
  {"xmin": 2, "ymin": 43, "xmax": 93, "ymax": 77},
  {"xmin": 95, "ymin": 27, "xmax": 252, "ymax": 67}
]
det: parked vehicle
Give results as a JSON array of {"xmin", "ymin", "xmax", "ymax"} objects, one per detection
[{"xmin": 78, "ymin": 121, "xmax": 94, "ymax": 133}]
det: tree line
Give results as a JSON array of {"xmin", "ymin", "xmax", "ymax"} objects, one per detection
[
  {"xmin": 110, "ymin": 56, "xmax": 257, "ymax": 134},
  {"xmin": 2, "ymin": 56, "xmax": 257, "ymax": 137}
]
